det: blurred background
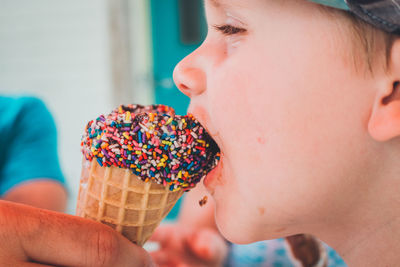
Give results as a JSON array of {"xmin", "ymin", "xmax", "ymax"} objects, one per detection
[
  {"xmin": 0, "ymin": 0, "xmax": 206, "ymax": 214},
  {"xmin": 0, "ymin": 1, "xmax": 346, "ymax": 266}
]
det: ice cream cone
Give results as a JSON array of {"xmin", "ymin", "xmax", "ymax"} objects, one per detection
[
  {"xmin": 77, "ymin": 104, "xmax": 220, "ymax": 246},
  {"xmin": 76, "ymin": 159, "xmax": 183, "ymax": 246}
]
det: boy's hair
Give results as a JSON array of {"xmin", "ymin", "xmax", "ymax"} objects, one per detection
[{"xmin": 319, "ymin": 6, "xmax": 398, "ymax": 76}]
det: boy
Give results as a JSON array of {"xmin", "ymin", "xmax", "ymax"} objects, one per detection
[{"xmin": 150, "ymin": 0, "xmax": 400, "ymax": 266}]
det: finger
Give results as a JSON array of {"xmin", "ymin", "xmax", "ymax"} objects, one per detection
[
  {"xmin": 0, "ymin": 201, "xmax": 153, "ymax": 267},
  {"xmin": 150, "ymin": 250, "xmax": 169, "ymax": 265},
  {"xmin": 186, "ymin": 229, "xmax": 228, "ymax": 263},
  {"xmin": 151, "ymin": 250, "xmax": 180, "ymax": 266},
  {"xmin": 149, "ymin": 224, "xmax": 175, "ymax": 246},
  {"xmin": 0, "ymin": 261, "xmax": 55, "ymax": 267},
  {"xmin": 20, "ymin": 263, "xmax": 54, "ymax": 267}
]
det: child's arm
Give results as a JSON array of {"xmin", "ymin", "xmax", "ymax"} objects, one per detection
[
  {"xmin": 3, "ymin": 180, "xmax": 67, "ymax": 212},
  {"xmin": 150, "ymin": 183, "xmax": 228, "ymax": 267},
  {"xmin": 0, "ymin": 97, "xmax": 67, "ymax": 212}
]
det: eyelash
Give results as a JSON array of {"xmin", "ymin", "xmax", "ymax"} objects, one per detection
[{"xmin": 213, "ymin": 24, "xmax": 247, "ymax": 35}]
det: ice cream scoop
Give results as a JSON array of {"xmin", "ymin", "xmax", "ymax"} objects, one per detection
[{"xmin": 77, "ymin": 104, "xmax": 220, "ymax": 245}]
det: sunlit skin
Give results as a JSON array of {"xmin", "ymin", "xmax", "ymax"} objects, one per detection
[{"xmin": 172, "ymin": 0, "xmax": 400, "ymax": 266}]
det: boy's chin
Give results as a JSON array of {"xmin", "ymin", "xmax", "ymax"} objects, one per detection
[
  {"xmin": 215, "ymin": 209, "xmax": 295, "ymax": 244},
  {"xmin": 219, "ymin": 226, "xmax": 293, "ymax": 245},
  {"xmin": 219, "ymin": 229, "xmax": 257, "ymax": 245},
  {"xmin": 215, "ymin": 212, "xmax": 263, "ymax": 245}
]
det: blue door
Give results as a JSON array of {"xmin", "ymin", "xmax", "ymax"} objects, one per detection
[
  {"xmin": 150, "ymin": 0, "xmax": 206, "ymax": 219},
  {"xmin": 150, "ymin": 0, "xmax": 206, "ymax": 115}
]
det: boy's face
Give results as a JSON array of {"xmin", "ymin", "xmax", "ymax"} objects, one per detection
[{"xmin": 174, "ymin": 0, "xmax": 377, "ymax": 243}]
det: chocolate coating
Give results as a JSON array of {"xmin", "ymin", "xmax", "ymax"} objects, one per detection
[{"xmin": 81, "ymin": 104, "xmax": 220, "ymax": 191}]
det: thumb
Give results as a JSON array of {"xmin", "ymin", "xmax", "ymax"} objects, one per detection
[{"xmin": 186, "ymin": 229, "xmax": 228, "ymax": 263}]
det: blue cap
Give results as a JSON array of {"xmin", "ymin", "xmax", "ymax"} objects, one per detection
[
  {"xmin": 308, "ymin": 0, "xmax": 349, "ymax": 10},
  {"xmin": 308, "ymin": 0, "xmax": 400, "ymax": 34}
]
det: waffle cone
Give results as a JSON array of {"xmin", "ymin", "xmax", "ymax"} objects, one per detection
[{"xmin": 76, "ymin": 159, "xmax": 184, "ymax": 246}]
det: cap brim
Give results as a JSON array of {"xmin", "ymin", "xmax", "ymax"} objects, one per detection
[{"xmin": 308, "ymin": 0, "xmax": 350, "ymax": 10}]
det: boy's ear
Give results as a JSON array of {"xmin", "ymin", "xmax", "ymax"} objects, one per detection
[{"xmin": 368, "ymin": 39, "xmax": 400, "ymax": 142}]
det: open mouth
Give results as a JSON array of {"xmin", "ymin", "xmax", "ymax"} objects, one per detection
[
  {"xmin": 201, "ymin": 123, "xmax": 221, "ymax": 174},
  {"xmin": 187, "ymin": 112, "xmax": 221, "ymax": 173},
  {"xmin": 187, "ymin": 111, "xmax": 222, "ymax": 191},
  {"xmin": 199, "ymin": 125, "xmax": 223, "ymax": 193},
  {"xmin": 204, "ymin": 154, "xmax": 223, "ymax": 190}
]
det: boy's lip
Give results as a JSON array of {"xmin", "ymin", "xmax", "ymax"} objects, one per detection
[
  {"xmin": 198, "ymin": 122, "xmax": 223, "ymax": 194},
  {"xmin": 188, "ymin": 107, "xmax": 223, "ymax": 193},
  {"xmin": 204, "ymin": 155, "xmax": 224, "ymax": 194}
]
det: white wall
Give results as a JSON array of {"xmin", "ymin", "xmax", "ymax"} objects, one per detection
[
  {"xmin": 0, "ymin": 0, "xmax": 114, "ymax": 213},
  {"xmin": 0, "ymin": 0, "xmax": 153, "ymax": 214}
]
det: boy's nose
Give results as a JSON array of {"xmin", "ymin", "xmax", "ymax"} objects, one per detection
[{"xmin": 173, "ymin": 53, "xmax": 206, "ymax": 97}]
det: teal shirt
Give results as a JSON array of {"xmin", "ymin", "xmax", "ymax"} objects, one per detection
[{"xmin": 0, "ymin": 96, "xmax": 65, "ymax": 195}]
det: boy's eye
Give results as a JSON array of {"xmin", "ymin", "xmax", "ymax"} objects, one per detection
[{"xmin": 213, "ymin": 24, "xmax": 247, "ymax": 35}]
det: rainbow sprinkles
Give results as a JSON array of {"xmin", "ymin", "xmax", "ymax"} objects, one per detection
[{"xmin": 81, "ymin": 104, "xmax": 220, "ymax": 191}]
